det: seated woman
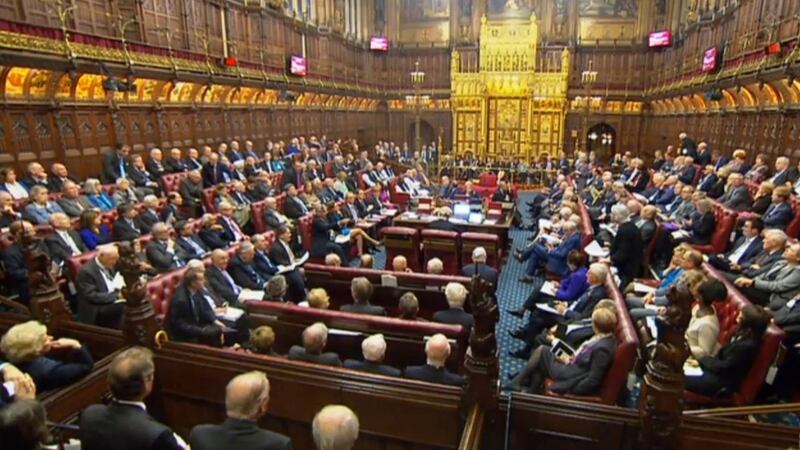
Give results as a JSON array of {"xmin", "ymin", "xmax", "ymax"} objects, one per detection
[
  {"xmin": 686, "ymin": 279, "xmax": 728, "ymax": 360},
  {"xmin": 505, "ymin": 307, "xmax": 617, "ymax": 395},
  {"xmin": 628, "ymin": 267, "xmax": 706, "ymax": 322},
  {"xmin": 310, "ymin": 203, "xmax": 379, "ymax": 261},
  {"xmin": 0, "ymin": 321, "xmax": 94, "ymax": 392},
  {"xmin": 707, "ymin": 167, "xmax": 730, "ymax": 199},
  {"xmin": 78, "ymin": 209, "xmax": 111, "ymax": 250},
  {"xmin": 83, "ymin": 178, "xmax": 115, "ymax": 212},
  {"xmin": 0, "ymin": 167, "xmax": 29, "ymax": 200},
  {"xmin": 301, "ymin": 180, "xmax": 322, "ymax": 211},
  {"xmin": 247, "ymin": 325, "xmax": 280, "ymax": 356},
  {"xmin": 677, "ymin": 198, "xmax": 715, "ymax": 245},
  {"xmin": 744, "ymin": 153, "xmax": 771, "ymax": 184},
  {"xmin": 509, "ymin": 250, "xmax": 588, "ymax": 318},
  {"xmin": 334, "ymin": 171, "xmax": 354, "ymax": 196},
  {"xmin": 685, "ymin": 304, "xmax": 771, "ymax": 397}
]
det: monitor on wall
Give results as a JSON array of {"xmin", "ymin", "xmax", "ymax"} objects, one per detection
[
  {"xmin": 370, "ymin": 36, "xmax": 390, "ymax": 52},
  {"xmin": 287, "ymin": 55, "xmax": 307, "ymax": 77},
  {"xmin": 702, "ymin": 47, "xmax": 719, "ymax": 72},
  {"xmin": 648, "ymin": 30, "xmax": 672, "ymax": 48}
]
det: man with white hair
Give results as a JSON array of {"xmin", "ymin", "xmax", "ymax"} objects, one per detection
[
  {"xmin": 137, "ymin": 195, "xmax": 162, "ymax": 233},
  {"xmin": 433, "ymin": 283, "xmax": 473, "ymax": 330},
  {"xmin": 190, "ymin": 371, "xmax": 291, "ymax": 450},
  {"xmin": 403, "ymin": 333, "xmax": 463, "ymax": 386},
  {"xmin": 47, "ymin": 162, "xmax": 77, "ymax": 193},
  {"xmin": 392, "ymin": 255, "xmax": 412, "ymax": 273},
  {"xmin": 312, "ymin": 405, "xmax": 359, "ymax": 450},
  {"xmin": 516, "ymin": 220, "xmax": 582, "ymax": 282},
  {"xmin": 461, "ymin": 246, "xmax": 498, "ymax": 284},
  {"xmin": 76, "ymin": 243, "xmax": 125, "ymax": 328},
  {"xmin": 343, "ymin": 334, "xmax": 401, "ymax": 376},
  {"xmin": 342, "ymin": 277, "xmax": 386, "ymax": 316},
  {"xmin": 164, "ymin": 148, "xmax": 187, "ymax": 173},
  {"xmin": 679, "ymin": 132, "xmax": 697, "ymax": 159},
  {"xmin": 767, "ymin": 156, "xmax": 796, "ymax": 185},
  {"xmin": 605, "ymin": 203, "xmax": 642, "ymax": 289},
  {"xmin": 45, "ymin": 212, "xmax": 87, "ymax": 265},
  {"xmin": 325, "ymin": 253, "xmax": 342, "ymax": 267},
  {"xmin": 146, "ymin": 147, "xmax": 166, "ymax": 178},
  {"xmin": 426, "ymin": 258, "xmax": 444, "ymax": 275},
  {"xmin": 145, "ymin": 222, "xmax": 185, "ymax": 273},
  {"xmin": 288, "ymin": 323, "xmax": 342, "ymax": 367}
]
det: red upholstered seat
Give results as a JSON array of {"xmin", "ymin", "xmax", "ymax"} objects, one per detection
[
  {"xmin": 356, "ymin": 169, "xmax": 368, "ymax": 190},
  {"xmin": 786, "ymin": 199, "xmax": 800, "ymax": 239},
  {"xmin": 324, "ymin": 161, "xmax": 334, "ymax": 178},
  {"xmin": 100, "ymin": 211, "xmax": 118, "ymax": 230},
  {"xmin": 684, "ymin": 263, "xmax": 788, "ymax": 406},
  {"xmin": 691, "ymin": 164, "xmax": 703, "ymax": 187},
  {"xmin": 691, "ymin": 204, "xmax": 737, "ymax": 254},
  {"xmin": 577, "ymin": 200, "xmax": 595, "ymax": 248},
  {"xmin": 161, "ymin": 172, "xmax": 188, "ymax": 194},
  {"xmin": 67, "ymin": 251, "xmax": 98, "ymax": 282},
  {"xmin": 545, "ymin": 267, "xmax": 639, "ymax": 405},
  {"xmin": 421, "ymin": 230, "xmax": 460, "ymax": 275},
  {"xmin": 381, "ymin": 227, "xmax": 421, "ymax": 272},
  {"xmin": 146, "ymin": 268, "xmax": 188, "ymax": 320},
  {"xmin": 250, "ymin": 199, "xmax": 268, "ymax": 233},
  {"xmin": 389, "ymin": 179, "xmax": 410, "ymax": 211},
  {"xmin": 297, "ymin": 214, "xmax": 314, "ymax": 253},
  {"xmin": 202, "ymin": 188, "xmax": 217, "ymax": 213},
  {"xmin": 275, "ymin": 193, "xmax": 286, "ymax": 214},
  {"xmin": 460, "ymin": 232, "xmax": 501, "ymax": 270},
  {"xmin": 479, "ymin": 173, "xmax": 498, "ymax": 187},
  {"xmin": 642, "ymin": 223, "xmax": 663, "ymax": 274}
]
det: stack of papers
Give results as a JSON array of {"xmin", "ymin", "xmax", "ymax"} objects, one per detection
[
  {"xmin": 600, "ymin": 223, "xmax": 618, "ymax": 236},
  {"xmin": 217, "ymin": 306, "xmax": 245, "ymax": 322},
  {"xmin": 277, "ymin": 252, "xmax": 309, "ymax": 273},
  {"xmin": 633, "ymin": 282, "xmax": 657, "ymax": 294},
  {"xmin": 381, "ymin": 274, "xmax": 398, "ymax": 287},
  {"xmin": 538, "ymin": 219, "xmax": 553, "ymax": 230},
  {"xmin": 238, "ymin": 290, "xmax": 265, "ymax": 302},
  {"xmin": 383, "ymin": 209, "xmax": 399, "ymax": 216},
  {"xmin": 540, "ymin": 281, "xmax": 559, "ymax": 296},
  {"xmin": 584, "ymin": 240, "xmax": 609, "ymax": 258},
  {"xmin": 483, "ymin": 218, "xmax": 498, "ymax": 225}
]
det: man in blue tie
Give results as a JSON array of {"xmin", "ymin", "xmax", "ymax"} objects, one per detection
[
  {"xmin": 166, "ymin": 269, "xmax": 224, "ymax": 345},
  {"xmin": 175, "ymin": 220, "xmax": 209, "ymax": 261},
  {"xmin": 206, "ymin": 249, "xmax": 260, "ymax": 305},
  {"xmin": 228, "ymin": 242, "xmax": 268, "ymax": 290}
]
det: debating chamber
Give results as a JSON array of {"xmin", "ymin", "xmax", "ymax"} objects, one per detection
[{"xmin": 3, "ymin": 0, "xmax": 800, "ymax": 448}]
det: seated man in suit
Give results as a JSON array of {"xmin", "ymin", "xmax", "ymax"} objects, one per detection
[
  {"xmin": 145, "ymin": 222, "xmax": 186, "ymax": 273},
  {"xmin": 762, "ymin": 186, "xmax": 794, "ymax": 230},
  {"xmin": 283, "ymin": 184, "xmax": 310, "ymax": 219},
  {"xmin": 79, "ymin": 347, "xmax": 188, "ymax": 450},
  {"xmin": 137, "ymin": 195, "xmax": 162, "ymax": 234},
  {"xmin": 161, "ymin": 192, "xmax": 186, "ymax": 225},
  {"xmin": 721, "ymin": 228, "xmax": 787, "ymax": 281},
  {"xmin": 189, "ymin": 371, "xmax": 291, "ymax": 450},
  {"xmin": 112, "ymin": 203, "xmax": 143, "ymax": 242},
  {"xmin": 677, "ymin": 156, "xmax": 697, "ymax": 185},
  {"xmin": 697, "ymin": 165, "xmax": 718, "ymax": 193},
  {"xmin": 164, "ymin": 147, "xmax": 188, "ymax": 174},
  {"xmin": 709, "ymin": 217, "xmax": 764, "ymax": 273},
  {"xmin": 505, "ymin": 307, "xmax": 617, "ymax": 396},
  {"xmin": 461, "ymin": 247, "xmax": 499, "ymax": 285},
  {"xmin": 56, "ymin": 181, "xmax": 93, "ymax": 218},
  {"xmin": 517, "ymin": 220, "xmax": 582, "ymax": 282},
  {"xmin": 433, "ymin": 282, "xmax": 474, "ymax": 330},
  {"xmin": 509, "ymin": 263, "xmax": 609, "ymax": 359},
  {"xmin": 262, "ymin": 197, "xmax": 291, "ymax": 232},
  {"xmin": 175, "ymin": 220, "xmax": 209, "ymax": 261},
  {"xmin": 665, "ymin": 185, "xmax": 695, "ymax": 220},
  {"xmin": 734, "ymin": 242, "xmax": 800, "ymax": 308},
  {"xmin": 340, "ymin": 277, "xmax": 386, "ymax": 316},
  {"xmin": 206, "ymin": 249, "xmax": 250, "ymax": 306},
  {"xmin": 269, "ymin": 227, "xmax": 307, "ymax": 302},
  {"xmin": 228, "ymin": 242, "xmax": 269, "ymax": 291},
  {"xmin": 312, "ymin": 405, "xmax": 360, "ymax": 450},
  {"xmin": 217, "ymin": 201, "xmax": 247, "ymax": 244},
  {"xmin": 492, "ymin": 180, "xmax": 514, "ymax": 203},
  {"xmin": 76, "ymin": 244, "xmax": 125, "ymax": 328},
  {"xmin": 288, "ymin": 322, "xmax": 342, "ymax": 367},
  {"xmin": 166, "ymin": 268, "xmax": 225, "ymax": 345},
  {"xmin": 45, "ymin": 212, "xmax": 87, "ymax": 266},
  {"xmin": 343, "ymin": 334, "xmax": 401, "ymax": 377},
  {"xmin": 179, "ymin": 170, "xmax": 205, "ymax": 218},
  {"xmin": 404, "ymin": 333, "xmax": 463, "ymax": 386},
  {"xmin": 719, "ymin": 173, "xmax": 753, "ymax": 212}
]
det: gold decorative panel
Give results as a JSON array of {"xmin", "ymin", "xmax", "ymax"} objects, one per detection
[{"xmin": 451, "ymin": 14, "xmax": 569, "ymax": 160}]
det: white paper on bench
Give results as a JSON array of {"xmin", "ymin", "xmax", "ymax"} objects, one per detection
[
  {"xmin": 238, "ymin": 289, "xmax": 265, "ymax": 302},
  {"xmin": 381, "ymin": 274, "xmax": 398, "ymax": 287},
  {"xmin": 218, "ymin": 306, "xmax": 245, "ymax": 322},
  {"xmin": 584, "ymin": 240, "xmax": 609, "ymax": 258},
  {"xmin": 329, "ymin": 328, "xmax": 362, "ymax": 336},
  {"xmin": 633, "ymin": 282, "xmax": 657, "ymax": 294},
  {"xmin": 683, "ymin": 363, "xmax": 703, "ymax": 377}
]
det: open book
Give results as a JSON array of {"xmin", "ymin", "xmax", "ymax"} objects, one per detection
[{"xmin": 217, "ymin": 306, "xmax": 245, "ymax": 322}]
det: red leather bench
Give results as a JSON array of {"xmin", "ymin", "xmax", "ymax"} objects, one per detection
[
  {"xmin": 460, "ymin": 232, "xmax": 501, "ymax": 270},
  {"xmin": 202, "ymin": 188, "xmax": 217, "ymax": 213},
  {"xmin": 786, "ymin": 198, "xmax": 800, "ymax": 239},
  {"xmin": 381, "ymin": 227, "xmax": 422, "ymax": 272},
  {"xmin": 389, "ymin": 178, "xmax": 410, "ymax": 211},
  {"xmin": 690, "ymin": 203, "xmax": 737, "ymax": 254},
  {"xmin": 544, "ymin": 266, "xmax": 639, "ymax": 405},
  {"xmin": 421, "ymin": 230, "xmax": 460, "ymax": 275},
  {"xmin": 161, "ymin": 172, "xmax": 188, "ymax": 194},
  {"xmin": 297, "ymin": 214, "xmax": 314, "ymax": 253},
  {"xmin": 244, "ymin": 300, "xmax": 468, "ymax": 371},
  {"xmin": 145, "ymin": 267, "xmax": 188, "ymax": 321},
  {"xmin": 576, "ymin": 198, "xmax": 595, "ymax": 248},
  {"xmin": 685, "ymin": 263, "xmax": 788, "ymax": 406}
]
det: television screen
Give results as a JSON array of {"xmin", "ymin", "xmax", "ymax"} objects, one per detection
[
  {"xmin": 766, "ymin": 42, "xmax": 782, "ymax": 55},
  {"xmin": 370, "ymin": 36, "xmax": 389, "ymax": 51},
  {"xmin": 702, "ymin": 47, "xmax": 718, "ymax": 72},
  {"xmin": 648, "ymin": 30, "xmax": 672, "ymax": 48},
  {"xmin": 288, "ymin": 55, "xmax": 307, "ymax": 77}
]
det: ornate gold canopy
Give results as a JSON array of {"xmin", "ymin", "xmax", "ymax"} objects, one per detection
[{"xmin": 451, "ymin": 14, "xmax": 570, "ymax": 161}]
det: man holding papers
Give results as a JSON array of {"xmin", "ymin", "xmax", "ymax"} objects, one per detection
[
  {"xmin": 516, "ymin": 221, "xmax": 582, "ymax": 283},
  {"xmin": 707, "ymin": 218, "xmax": 764, "ymax": 273},
  {"xmin": 508, "ymin": 251, "xmax": 588, "ymax": 319},
  {"xmin": 509, "ymin": 264, "xmax": 608, "ymax": 359},
  {"xmin": 270, "ymin": 226, "xmax": 309, "ymax": 302},
  {"xmin": 166, "ymin": 269, "xmax": 226, "ymax": 346}
]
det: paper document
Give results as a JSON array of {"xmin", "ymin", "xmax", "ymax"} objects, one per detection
[
  {"xmin": 335, "ymin": 234, "xmax": 350, "ymax": 244},
  {"xmin": 535, "ymin": 303, "xmax": 565, "ymax": 316},
  {"xmin": 483, "ymin": 218, "xmax": 498, "ymax": 225},
  {"xmin": 633, "ymin": 282, "xmax": 657, "ymax": 294},
  {"xmin": 540, "ymin": 281, "xmax": 559, "ymax": 297},
  {"xmin": 538, "ymin": 219, "xmax": 553, "ymax": 230},
  {"xmin": 584, "ymin": 240, "xmax": 609, "ymax": 258},
  {"xmin": 238, "ymin": 289, "xmax": 265, "ymax": 302},
  {"xmin": 565, "ymin": 323, "xmax": 589, "ymax": 335},
  {"xmin": 671, "ymin": 230, "xmax": 690, "ymax": 240},
  {"xmin": 381, "ymin": 274, "xmax": 398, "ymax": 287},
  {"xmin": 646, "ymin": 316, "xmax": 658, "ymax": 339},
  {"xmin": 644, "ymin": 304, "xmax": 661, "ymax": 311},
  {"xmin": 683, "ymin": 362, "xmax": 703, "ymax": 377},
  {"xmin": 539, "ymin": 234, "xmax": 562, "ymax": 245},
  {"xmin": 383, "ymin": 209, "xmax": 399, "ymax": 216},
  {"xmin": 218, "ymin": 306, "xmax": 245, "ymax": 322},
  {"xmin": 600, "ymin": 223, "xmax": 618, "ymax": 236}
]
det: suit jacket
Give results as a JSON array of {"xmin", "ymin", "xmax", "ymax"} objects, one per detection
[
  {"xmin": 627, "ymin": 170, "xmax": 650, "ymax": 193},
  {"xmin": 343, "ymin": 359, "xmax": 402, "ymax": 377},
  {"xmin": 228, "ymin": 254, "xmax": 267, "ymax": 290},
  {"xmin": 190, "ymin": 417, "xmax": 292, "ymax": 450},
  {"xmin": 24, "ymin": 201, "xmax": 64, "ymax": 225},
  {"xmin": 48, "ymin": 175, "xmax": 78, "ymax": 193},
  {"xmin": 491, "ymin": 189, "xmax": 513, "ymax": 202},
  {"xmin": 112, "ymin": 218, "xmax": 142, "ymax": 242},
  {"xmin": 461, "ymin": 263, "xmax": 498, "ymax": 285},
  {"xmin": 549, "ymin": 335, "xmax": 616, "ymax": 396},
  {"xmin": 76, "ymin": 259, "xmax": 121, "ymax": 325},
  {"xmin": 697, "ymin": 335, "xmax": 759, "ymax": 391},
  {"xmin": 146, "ymin": 240, "xmax": 184, "ymax": 273},
  {"xmin": 202, "ymin": 163, "xmax": 231, "ymax": 188},
  {"xmin": 101, "ymin": 152, "xmax": 128, "ymax": 184},
  {"xmin": 57, "ymin": 196, "xmax": 94, "ymax": 218},
  {"xmin": 340, "ymin": 302, "xmax": 387, "ymax": 316},
  {"xmin": 270, "ymin": 240, "xmax": 301, "ymax": 266},
  {"xmin": 432, "ymin": 307, "xmax": 474, "ymax": 330},
  {"xmin": 184, "ymin": 158, "xmax": 203, "ymax": 171},
  {"xmin": 80, "ymin": 402, "xmax": 184, "ymax": 450},
  {"xmin": 762, "ymin": 202, "xmax": 793, "ymax": 229},
  {"xmin": 146, "ymin": 160, "xmax": 166, "ymax": 179},
  {"xmin": 179, "ymin": 178, "xmax": 204, "ymax": 207},
  {"xmin": 19, "ymin": 347, "xmax": 94, "ymax": 392},
  {"xmin": 128, "ymin": 165, "xmax": 156, "ymax": 189},
  {"xmin": 45, "ymin": 229, "xmax": 87, "ymax": 264},
  {"xmin": 696, "ymin": 149, "xmax": 713, "ymax": 166},
  {"xmin": 263, "ymin": 209, "xmax": 289, "ymax": 231},
  {"xmin": 287, "ymin": 346, "xmax": 342, "ymax": 366},
  {"xmin": 678, "ymin": 165, "xmax": 697, "ymax": 185},
  {"xmin": 610, "ymin": 221, "xmax": 644, "ymax": 281},
  {"xmin": 206, "ymin": 265, "xmax": 244, "ymax": 305},
  {"xmin": 281, "ymin": 167, "xmax": 303, "ymax": 189},
  {"xmin": 564, "ymin": 284, "xmax": 608, "ymax": 321},
  {"xmin": 772, "ymin": 299, "xmax": 800, "ymax": 327},
  {"xmin": 404, "ymin": 364, "xmax": 463, "ymax": 386},
  {"xmin": 742, "ymin": 249, "xmax": 783, "ymax": 277},
  {"xmin": 546, "ymin": 232, "xmax": 582, "ymax": 277},
  {"xmin": 768, "ymin": 169, "xmax": 794, "ymax": 186},
  {"xmin": 690, "ymin": 212, "xmax": 716, "ymax": 245},
  {"xmin": 751, "ymin": 195, "xmax": 772, "ymax": 215},
  {"xmin": 164, "ymin": 157, "xmax": 188, "ymax": 174},
  {"xmin": 637, "ymin": 219, "xmax": 657, "ymax": 246},
  {"xmin": 726, "ymin": 236, "xmax": 763, "ymax": 266},
  {"xmin": 137, "ymin": 209, "xmax": 161, "ymax": 233},
  {"xmin": 176, "ymin": 235, "xmax": 209, "ymax": 261},
  {"xmin": 753, "ymin": 261, "xmax": 800, "ymax": 310},
  {"xmin": 284, "ymin": 195, "xmax": 309, "ymax": 219},
  {"xmin": 1, "ymin": 243, "xmax": 32, "ymax": 302},
  {"xmin": 720, "ymin": 185, "xmax": 752, "ymax": 212},
  {"xmin": 167, "ymin": 284, "xmax": 219, "ymax": 343},
  {"xmin": 697, "ymin": 174, "xmax": 718, "ymax": 192},
  {"xmin": 253, "ymin": 250, "xmax": 279, "ymax": 278}
]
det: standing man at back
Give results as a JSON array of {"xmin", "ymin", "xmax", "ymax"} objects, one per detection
[
  {"xmin": 190, "ymin": 371, "xmax": 292, "ymax": 450},
  {"xmin": 79, "ymin": 347, "xmax": 188, "ymax": 450}
]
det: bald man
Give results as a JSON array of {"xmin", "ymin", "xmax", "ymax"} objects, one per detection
[
  {"xmin": 403, "ymin": 334, "xmax": 463, "ymax": 386},
  {"xmin": 76, "ymin": 243, "xmax": 124, "ymax": 328},
  {"xmin": 312, "ymin": 405, "xmax": 359, "ymax": 450},
  {"xmin": 288, "ymin": 323, "xmax": 341, "ymax": 367},
  {"xmin": 190, "ymin": 371, "xmax": 291, "ymax": 450}
]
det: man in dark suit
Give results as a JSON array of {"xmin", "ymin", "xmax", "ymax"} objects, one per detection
[
  {"xmin": 47, "ymin": 163, "xmax": 79, "ymax": 193},
  {"xmin": 719, "ymin": 173, "xmax": 752, "ymax": 212},
  {"xmin": 137, "ymin": 196, "xmax": 162, "ymax": 233},
  {"xmin": 433, "ymin": 282, "xmax": 474, "ymax": 330},
  {"xmin": 762, "ymin": 186, "xmax": 794, "ymax": 229},
  {"xmin": 79, "ymin": 347, "xmax": 187, "ymax": 450},
  {"xmin": 426, "ymin": 206, "xmax": 464, "ymax": 233},
  {"xmin": 283, "ymin": 185, "xmax": 309, "ymax": 219},
  {"xmin": 608, "ymin": 204, "xmax": 643, "ymax": 289},
  {"xmin": 269, "ymin": 227, "xmax": 307, "ymax": 302},
  {"xmin": 206, "ymin": 249, "xmax": 249, "ymax": 306},
  {"xmin": 340, "ymin": 192, "xmax": 362, "ymax": 223},
  {"xmin": 263, "ymin": 197, "xmax": 291, "ymax": 232},
  {"xmin": 677, "ymin": 156, "xmax": 697, "ymax": 185},
  {"xmin": 167, "ymin": 269, "xmax": 224, "ymax": 344},
  {"xmin": 179, "ymin": 170, "xmax": 205, "ymax": 218},
  {"xmin": 101, "ymin": 145, "xmax": 130, "ymax": 184},
  {"xmin": 461, "ymin": 247, "xmax": 498, "ymax": 285},
  {"xmin": 287, "ymin": 323, "xmax": 342, "ymax": 367},
  {"xmin": 404, "ymin": 333, "xmax": 463, "ymax": 386},
  {"xmin": 343, "ymin": 334, "xmax": 402, "ymax": 377},
  {"xmin": 184, "ymin": 147, "xmax": 204, "ymax": 171},
  {"xmin": 340, "ymin": 277, "xmax": 386, "ymax": 316},
  {"xmin": 509, "ymin": 263, "xmax": 609, "ymax": 359},
  {"xmin": 679, "ymin": 132, "xmax": 698, "ymax": 159},
  {"xmin": 228, "ymin": 242, "xmax": 268, "ymax": 290},
  {"xmin": 696, "ymin": 165, "xmax": 718, "ymax": 193},
  {"xmin": 696, "ymin": 142, "xmax": 712, "ymax": 166},
  {"xmin": 112, "ymin": 203, "xmax": 143, "ymax": 242},
  {"xmin": 164, "ymin": 148, "xmax": 188, "ymax": 173},
  {"xmin": 76, "ymin": 244, "xmax": 125, "ymax": 328},
  {"xmin": 145, "ymin": 223, "xmax": 186, "ymax": 273},
  {"xmin": 281, "ymin": 160, "xmax": 305, "ymax": 189},
  {"xmin": 56, "ymin": 181, "xmax": 93, "ymax": 218},
  {"xmin": 175, "ymin": 220, "xmax": 209, "ymax": 261},
  {"xmin": 1, "ymin": 221, "xmax": 47, "ymax": 304},
  {"xmin": 146, "ymin": 148, "xmax": 167, "ymax": 180},
  {"xmin": 766, "ymin": 156, "xmax": 796, "ymax": 186},
  {"xmin": 202, "ymin": 153, "xmax": 232, "ymax": 188},
  {"xmin": 128, "ymin": 154, "xmax": 161, "ymax": 197},
  {"xmin": 709, "ymin": 218, "xmax": 764, "ymax": 273},
  {"xmin": 190, "ymin": 371, "xmax": 292, "ymax": 450},
  {"xmin": 491, "ymin": 180, "xmax": 514, "ymax": 202},
  {"xmin": 45, "ymin": 212, "xmax": 87, "ymax": 265},
  {"xmin": 517, "ymin": 221, "xmax": 582, "ymax": 281}
]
